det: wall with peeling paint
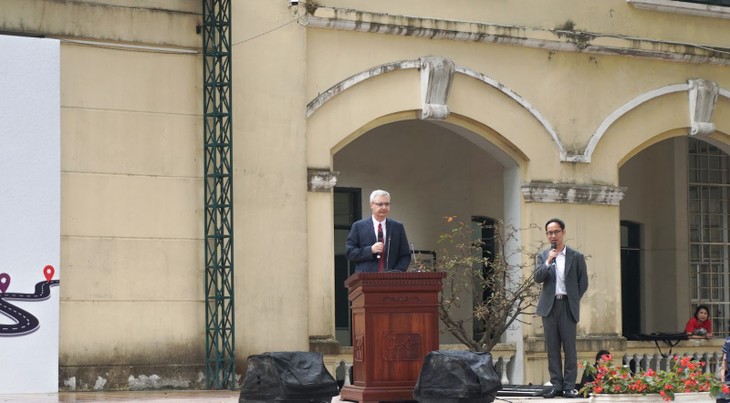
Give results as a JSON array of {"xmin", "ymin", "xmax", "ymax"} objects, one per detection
[{"xmin": 0, "ymin": 0, "xmax": 728, "ymax": 392}]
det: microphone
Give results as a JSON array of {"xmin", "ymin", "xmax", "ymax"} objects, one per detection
[
  {"xmin": 411, "ymin": 243, "xmax": 422, "ymax": 272},
  {"xmin": 376, "ymin": 226, "xmax": 384, "ymax": 259},
  {"xmin": 549, "ymin": 242, "xmax": 557, "ymax": 268}
]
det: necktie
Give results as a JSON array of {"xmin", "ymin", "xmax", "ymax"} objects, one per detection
[{"xmin": 377, "ymin": 223, "xmax": 384, "ymax": 272}]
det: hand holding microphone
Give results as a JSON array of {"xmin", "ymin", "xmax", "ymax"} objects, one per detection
[
  {"xmin": 548, "ymin": 242, "xmax": 558, "ymax": 267},
  {"xmin": 375, "ymin": 225, "xmax": 384, "ymax": 259}
]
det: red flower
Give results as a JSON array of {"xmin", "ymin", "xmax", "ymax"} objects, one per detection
[{"xmin": 578, "ymin": 355, "xmax": 723, "ymax": 400}]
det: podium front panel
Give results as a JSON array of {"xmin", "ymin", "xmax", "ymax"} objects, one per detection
[{"xmin": 343, "ymin": 272, "xmax": 445, "ymax": 401}]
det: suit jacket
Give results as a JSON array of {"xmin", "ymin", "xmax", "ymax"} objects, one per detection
[
  {"xmin": 535, "ymin": 246, "xmax": 588, "ymax": 322},
  {"xmin": 345, "ymin": 217, "xmax": 411, "ymax": 273}
]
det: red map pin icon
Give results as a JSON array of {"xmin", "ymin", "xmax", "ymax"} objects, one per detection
[
  {"xmin": 0, "ymin": 273, "xmax": 9, "ymax": 293},
  {"xmin": 44, "ymin": 265, "xmax": 55, "ymax": 282}
]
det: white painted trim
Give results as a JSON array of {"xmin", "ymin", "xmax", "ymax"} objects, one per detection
[
  {"xmin": 306, "ymin": 60, "xmax": 567, "ymax": 162},
  {"xmin": 305, "ymin": 60, "xmax": 420, "ymax": 117},
  {"xmin": 627, "ymin": 0, "xmax": 730, "ymax": 19},
  {"xmin": 583, "ymin": 84, "xmax": 730, "ymax": 161},
  {"xmin": 582, "ymin": 84, "xmax": 689, "ymax": 162},
  {"xmin": 455, "ymin": 67, "xmax": 567, "ymax": 161}
]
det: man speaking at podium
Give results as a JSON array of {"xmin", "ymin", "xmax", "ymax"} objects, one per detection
[{"xmin": 345, "ymin": 189, "xmax": 411, "ymax": 273}]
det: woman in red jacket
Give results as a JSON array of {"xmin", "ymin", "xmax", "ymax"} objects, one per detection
[{"xmin": 685, "ymin": 305, "xmax": 713, "ymax": 339}]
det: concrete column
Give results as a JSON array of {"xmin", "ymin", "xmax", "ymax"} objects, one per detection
[
  {"xmin": 233, "ymin": 1, "xmax": 310, "ymax": 356},
  {"xmin": 307, "ymin": 173, "xmax": 338, "ymax": 351}
]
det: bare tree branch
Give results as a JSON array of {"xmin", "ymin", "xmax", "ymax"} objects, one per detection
[{"xmin": 428, "ymin": 218, "xmax": 542, "ymax": 353}]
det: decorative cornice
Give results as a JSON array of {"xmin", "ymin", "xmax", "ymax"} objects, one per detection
[
  {"xmin": 304, "ymin": 6, "xmax": 730, "ymax": 66},
  {"xmin": 521, "ymin": 182, "xmax": 627, "ymax": 205},
  {"xmin": 307, "ymin": 168, "xmax": 338, "ymax": 192}
]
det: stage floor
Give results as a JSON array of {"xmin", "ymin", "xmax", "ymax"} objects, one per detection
[{"xmin": 0, "ymin": 390, "xmax": 591, "ymax": 403}]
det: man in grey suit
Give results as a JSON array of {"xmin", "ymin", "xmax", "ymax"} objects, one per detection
[{"xmin": 535, "ymin": 218, "xmax": 588, "ymax": 399}]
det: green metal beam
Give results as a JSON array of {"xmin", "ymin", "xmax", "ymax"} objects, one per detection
[{"xmin": 202, "ymin": 0, "xmax": 235, "ymax": 390}]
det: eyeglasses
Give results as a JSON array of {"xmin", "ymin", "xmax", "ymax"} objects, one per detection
[
  {"xmin": 545, "ymin": 230, "xmax": 563, "ymax": 236},
  {"xmin": 372, "ymin": 202, "xmax": 391, "ymax": 207}
]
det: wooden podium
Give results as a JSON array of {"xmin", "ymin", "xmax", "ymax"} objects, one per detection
[{"xmin": 340, "ymin": 271, "xmax": 446, "ymax": 403}]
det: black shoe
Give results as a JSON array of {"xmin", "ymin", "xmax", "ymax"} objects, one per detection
[
  {"xmin": 563, "ymin": 389, "xmax": 580, "ymax": 398},
  {"xmin": 543, "ymin": 388, "xmax": 563, "ymax": 398}
]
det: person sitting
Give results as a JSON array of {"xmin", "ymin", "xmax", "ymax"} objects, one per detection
[
  {"xmin": 580, "ymin": 349, "xmax": 610, "ymax": 390},
  {"xmin": 685, "ymin": 305, "xmax": 713, "ymax": 339}
]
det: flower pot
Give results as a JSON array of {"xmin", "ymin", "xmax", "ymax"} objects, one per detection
[{"xmin": 589, "ymin": 392, "xmax": 714, "ymax": 402}]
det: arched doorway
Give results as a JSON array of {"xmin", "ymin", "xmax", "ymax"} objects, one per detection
[
  {"xmin": 619, "ymin": 136, "xmax": 730, "ymax": 338},
  {"xmin": 332, "ymin": 118, "xmax": 521, "ymax": 346}
]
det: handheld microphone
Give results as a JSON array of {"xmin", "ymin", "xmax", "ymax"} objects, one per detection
[
  {"xmin": 376, "ymin": 227, "xmax": 384, "ymax": 259},
  {"xmin": 549, "ymin": 242, "xmax": 557, "ymax": 268}
]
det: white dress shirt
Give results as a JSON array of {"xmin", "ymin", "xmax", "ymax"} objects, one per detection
[{"xmin": 555, "ymin": 246, "xmax": 567, "ymax": 296}]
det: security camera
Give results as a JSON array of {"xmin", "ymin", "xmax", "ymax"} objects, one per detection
[{"xmin": 290, "ymin": 0, "xmax": 299, "ymax": 5}]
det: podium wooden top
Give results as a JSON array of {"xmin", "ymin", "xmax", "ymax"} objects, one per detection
[{"xmin": 344, "ymin": 271, "xmax": 446, "ymax": 290}]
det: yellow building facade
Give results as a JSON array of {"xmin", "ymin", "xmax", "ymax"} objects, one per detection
[{"xmin": 1, "ymin": 0, "xmax": 729, "ymax": 391}]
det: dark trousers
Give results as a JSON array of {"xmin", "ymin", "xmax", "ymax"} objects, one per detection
[{"xmin": 542, "ymin": 298, "xmax": 578, "ymax": 391}]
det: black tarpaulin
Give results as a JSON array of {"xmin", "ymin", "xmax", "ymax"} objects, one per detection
[
  {"xmin": 239, "ymin": 351, "xmax": 339, "ymax": 403},
  {"xmin": 413, "ymin": 350, "xmax": 502, "ymax": 403}
]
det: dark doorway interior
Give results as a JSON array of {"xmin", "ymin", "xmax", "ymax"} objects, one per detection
[
  {"xmin": 472, "ymin": 216, "xmax": 496, "ymax": 341},
  {"xmin": 334, "ymin": 187, "xmax": 361, "ymax": 346},
  {"xmin": 621, "ymin": 220, "xmax": 642, "ymax": 336}
]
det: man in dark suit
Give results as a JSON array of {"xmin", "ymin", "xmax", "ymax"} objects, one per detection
[
  {"xmin": 535, "ymin": 218, "xmax": 588, "ymax": 399},
  {"xmin": 345, "ymin": 190, "xmax": 411, "ymax": 273}
]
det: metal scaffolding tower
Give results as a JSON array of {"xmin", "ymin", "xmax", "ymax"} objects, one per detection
[{"xmin": 202, "ymin": 0, "xmax": 235, "ymax": 389}]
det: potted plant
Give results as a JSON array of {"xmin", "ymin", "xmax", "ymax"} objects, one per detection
[{"xmin": 580, "ymin": 353, "xmax": 730, "ymax": 402}]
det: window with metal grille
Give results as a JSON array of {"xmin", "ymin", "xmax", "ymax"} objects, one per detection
[{"xmin": 688, "ymin": 138, "xmax": 730, "ymax": 338}]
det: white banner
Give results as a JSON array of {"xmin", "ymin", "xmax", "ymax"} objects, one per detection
[{"xmin": 0, "ymin": 34, "xmax": 60, "ymax": 394}]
